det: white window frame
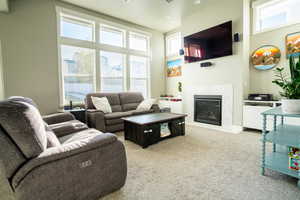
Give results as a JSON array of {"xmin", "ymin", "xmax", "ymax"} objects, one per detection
[
  {"xmin": 252, "ymin": 0, "xmax": 300, "ymax": 34},
  {"xmin": 56, "ymin": 7, "xmax": 152, "ymax": 106},
  {"xmin": 166, "ymin": 32, "xmax": 181, "ymax": 57}
]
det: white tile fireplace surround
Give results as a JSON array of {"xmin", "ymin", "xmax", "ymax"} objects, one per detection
[{"xmin": 183, "ymin": 84, "xmax": 241, "ymax": 134}]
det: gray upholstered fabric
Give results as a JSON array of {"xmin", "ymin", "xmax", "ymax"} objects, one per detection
[
  {"xmin": 106, "ymin": 124, "xmax": 124, "ymax": 133},
  {"xmin": 0, "ymin": 126, "xmax": 26, "ymax": 179},
  {"xmin": 0, "ymin": 101, "xmax": 47, "ymax": 158},
  {"xmin": 119, "ymin": 92, "xmax": 144, "ymax": 111},
  {"xmin": 0, "ymin": 98, "xmax": 127, "ymax": 200},
  {"xmin": 12, "ymin": 132, "xmax": 125, "ymax": 187},
  {"xmin": 46, "ymin": 131, "xmax": 61, "ymax": 148},
  {"xmin": 8, "ymin": 96, "xmax": 38, "ymax": 108},
  {"xmin": 86, "ymin": 93, "xmax": 122, "ymax": 112},
  {"xmin": 104, "ymin": 111, "xmax": 133, "ymax": 120},
  {"xmin": 151, "ymin": 104, "xmax": 160, "ymax": 113},
  {"xmin": 48, "ymin": 120, "xmax": 88, "ymax": 138},
  {"xmin": 86, "ymin": 92, "xmax": 160, "ymax": 132},
  {"xmin": 59, "ymin": 128, "xmax": 103, "ymax": 144},
  {"xmin": 106, "ymin": 118, "xmax": 123, "ymax": 125},
  {"xmin": 43, "ymin": 112, "xmax": 75, "ymax": 125},
  {"xmin": 86, "ymin": 110, "xmax": 106, "ymax": 132},
  {"xmin": 131, "ymin": 109, "xmax": 154, "ymax": 115},
  {"xmin": 14, "ymin": 138, "xmax": 127, "ymax": 200}
]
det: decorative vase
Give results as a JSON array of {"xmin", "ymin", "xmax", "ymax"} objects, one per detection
[{"xmin": 282, "ymin": 99, "xmax": 300, "ymax": 114}]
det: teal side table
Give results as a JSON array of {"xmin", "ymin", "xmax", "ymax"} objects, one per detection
[{"xmin": 261, "ymin": 107, "xmax": 300, "ymax": 188}]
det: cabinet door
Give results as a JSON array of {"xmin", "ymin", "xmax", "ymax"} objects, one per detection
[
  {"xmin": 243, "ymin": 105, "xmax": 273, "ymax": 130},
  {"xmin": 141, "ymin": 124, "xmax": 160, "ymax": 147},
  {"xmin": 169, "ymin": 118, "xmax": 185, "ymax": 136}
]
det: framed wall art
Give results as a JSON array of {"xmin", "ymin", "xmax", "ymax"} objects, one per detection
[{"xmin": 251, "ymin": 45, "xmax": 281, "ymax": 70}]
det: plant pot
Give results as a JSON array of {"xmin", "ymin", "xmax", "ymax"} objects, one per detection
[{"xmin": 282, "ymin": 99, "xmax": 300, "ymax": 114}]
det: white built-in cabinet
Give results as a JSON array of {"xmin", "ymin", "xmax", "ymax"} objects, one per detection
[
  {"xmin": 159, "ymin": 98, "xmax": 183, "ymax": 114},
  {"xmin": 243, "ymin": 100, "xmax": 300, "ymax": 131}
]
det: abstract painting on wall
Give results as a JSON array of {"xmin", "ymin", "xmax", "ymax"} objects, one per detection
[
  {"xmin": 167, "ymin": 58, "xmax": 182, "ymax": 77},
  {"xmin": 251, "ymin": 45, "xmax": 281, "ymax": 70},
  {"xmin": 286, "ymin": 32, "xmax": 300, "ymax": 58}
]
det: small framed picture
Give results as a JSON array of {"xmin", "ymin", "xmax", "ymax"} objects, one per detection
[{"xmin": 286, "ymin": 31, "xmax": 300, "ymax": 58}]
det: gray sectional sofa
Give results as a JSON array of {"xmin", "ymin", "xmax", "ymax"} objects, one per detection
[
  {"xmin": 0, "ymin": 97, "xmax": 127, "ymax": 200},
  {"xmin": 86, "ymin": 92, "xmax": 160, "ymax": 132}
]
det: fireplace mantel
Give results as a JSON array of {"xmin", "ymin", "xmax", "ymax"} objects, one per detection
[{"xmin": 183, "ymin": 84, "xmax": 241, "ymax": 133}]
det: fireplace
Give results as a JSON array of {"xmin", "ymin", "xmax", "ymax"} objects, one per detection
[{"xmin": 194, "ymin": 95, "xmax": 222, "ymax": 126}]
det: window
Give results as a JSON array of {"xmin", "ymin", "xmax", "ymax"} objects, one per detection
[
  {"xmin": 253, "ymin": 0, "xmax": 300, "ymax": 34},
  {"xmin": 130, "ymin": 56, "xmax": 148, "ymax": 97},
  {"xmin": 100, "ymin": 51, "xmax": 125, "ymax": 92},
  {"xmin": 57, "ymin": 9, "xmax": 151, "ymax": 105},
  {"xmin": 61, "ymin": 15, "xmax": 94, "ymax": 41},
  {"xmin": 100, "ymin": 25, "xmax": 125, "ymax": 47},
  {"xmin": 61, "ymin": 45, "xmax": 95, "ymax": 103},
  {"xmin": 166, "ymin": 32, "xmax": 181, "ymax": 56},
  {"xmin": 129, "ymin": 32, "xmax": 148, "ymax": 52}
]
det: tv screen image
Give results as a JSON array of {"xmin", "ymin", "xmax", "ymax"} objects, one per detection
[{"xmin": 184, "ymin": 21, "xmax": 233, "ymax": 63}]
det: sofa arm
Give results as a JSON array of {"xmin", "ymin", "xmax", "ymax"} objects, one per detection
[
  {"xmin": 12, "ymin": 133, "xmax": 122, "ymax": 188},
  {"xmin": 151, "ymin": 104, "xmax": 160, "ymax": 113},
  {"xmin": 86, "ymin": 109, "xmax": 106, "ymax": 132},
  {"xmin": 43, "ymin": 112, "xmax": 75, "ymax": 125}
]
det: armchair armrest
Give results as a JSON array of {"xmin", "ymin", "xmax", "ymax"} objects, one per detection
[
  {"xmin": 12, "ymin": 133, "xmax": 120, "ymax": 189},
  {"xmin": 86, "ymin": 109, "xmax": 106, "ymax": 132},
  {"xmin": 151, "ymin": 104, "xmax": 160, "ymax": 113},
  {"xmin": 43, "ymin": 112, "xmax": 75, "ymax": 125}
]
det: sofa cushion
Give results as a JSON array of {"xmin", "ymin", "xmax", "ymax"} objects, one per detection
[
  {"xmin": 0, "ymin": 126, "xmax": 26, "ymax": 179},
  {"xmin": 8, "ymin": 96, "xmax": 38, "ymax": 108},
  {"xmin": 86, "ymin": 93, "xmax": 122, "ymax": 112},
  {"xmin": 91, "ymin": 96, "xmax": 112, "ymax": 113},
  {"xmin": 0, "ymin": 101, "xmax": 47, "ymax": 158},
  {"xmin": 119, "ymin": 92, "xmax": 144, "ymax": 111},
  {"xmin": 46, "ymin": 131, "xmax": 61, "ymax": 147},
  {"xmin": 59, "ymin": 128, "xmax": 103, "ymax": 144},
  {"xmin": 49, "ymin": 120, "xmax": 88, "ymax": 138},
  {"xmin": 137, "ymin": 98, "xmax": 156, "ymax": 111},
  {"xmin": 104, "ymin": 111, "xmax": 133, "ymax": 120},
  {"xmin": 132, "ymin": 109, "xmax": 154, "ymax": 115},
  {"xmin": 106, "ymin": 118, "xmax": 123, "ymax": 125}
]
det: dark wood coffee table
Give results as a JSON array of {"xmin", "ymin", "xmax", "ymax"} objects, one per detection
[{"xmin": 122, "ymin": 113, "xmax": 187, "ymax": 148}]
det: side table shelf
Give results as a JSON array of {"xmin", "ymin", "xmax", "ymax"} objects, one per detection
[{"xmin": 261, "ymin": 107, "xmax": 300, "ymax": 188}]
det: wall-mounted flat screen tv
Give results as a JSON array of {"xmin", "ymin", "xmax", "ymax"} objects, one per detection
[{"xmin": 184, "ymin": 21, "xmax": 233, "ymax": 63}]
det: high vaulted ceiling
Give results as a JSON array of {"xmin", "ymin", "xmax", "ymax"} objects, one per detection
[{"xmin": 61, "ymin": 0, "xmax": 204, "ymax": 33}]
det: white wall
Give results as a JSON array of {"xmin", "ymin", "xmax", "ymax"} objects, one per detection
[
  {"xmin": 0, "ymin": 0, "xmax": 165, "ymax": 114},
  {"xmin": 250, "ymin": 23, "xmax": 300, "ymax": 99},
  {"xmin": 0, "ymin": 40, "xmax": 4, "ymax": 100},
  {"xmin": 166, "ymin": 0, "xmax": 247, "ymax": 126}
]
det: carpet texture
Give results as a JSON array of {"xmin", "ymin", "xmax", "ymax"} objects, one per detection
[
  {"xmin": 102, "ymin": 126, "xmax": 300, "ymax": 200},
  {"xmin": 1, "ymin": 126, "xmax": 299, "ymax": 200}
]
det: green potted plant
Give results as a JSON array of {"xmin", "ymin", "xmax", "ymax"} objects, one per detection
[{"xmin": 272, "ymin": 56, "xmax": 300, "ymax": 114}]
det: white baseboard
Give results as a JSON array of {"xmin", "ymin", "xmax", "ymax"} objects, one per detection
[{"xmin": 186, "ymin": 122, "xmax": 243, "ymax": 134}]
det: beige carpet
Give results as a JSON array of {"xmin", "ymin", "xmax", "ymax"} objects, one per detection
[{"xmin": 102, "ymin": 126, "xmax": 300, "ymax": 200}]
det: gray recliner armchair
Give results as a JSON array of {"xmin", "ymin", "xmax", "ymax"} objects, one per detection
[{"xmin": 0, "ymin": 98, "xmax": 127, "ymax": 200}]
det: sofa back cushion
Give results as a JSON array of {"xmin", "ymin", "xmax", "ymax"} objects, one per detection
[
  {"xmin": 0, "ymin": 100, "xmax": 47, "ymax": 158},
  {"xmin": 0, "ymin": 126, "xmax": 26, "ymax": 179},
  {"xmin": 119, "ymin": 92, "xmax": 144, "ymax": 111},
  {"xmin": 8, "ymin": 96, "xmax": 38, "ymax": 108},
  {"xmin": 86, "ymin": 93, "xmax": 122, "ymax": 112}
]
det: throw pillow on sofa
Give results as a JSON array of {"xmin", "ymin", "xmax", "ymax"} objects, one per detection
[
  {"xmin": 91, "ymin": 96, "xmax": 112, "ymax": 113},
  {"xmin": 136, "ymin": 98, "xmax": 156, "ymax": 111}
]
